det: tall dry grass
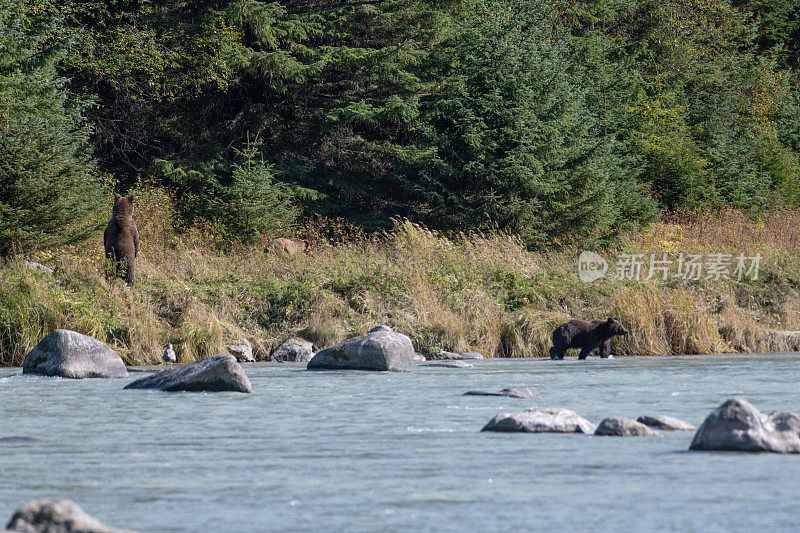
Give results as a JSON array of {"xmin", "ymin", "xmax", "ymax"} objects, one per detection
[{"xmin": 1, "ymin": 200, "xmax": 798, "ymax": 365}]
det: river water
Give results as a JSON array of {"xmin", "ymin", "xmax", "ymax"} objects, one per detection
[{"xmin": 1, "ymin": 355, "xmax": 799, "ymax": 532}]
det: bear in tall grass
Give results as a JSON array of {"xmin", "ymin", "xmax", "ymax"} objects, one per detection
[
  {"xmin": 549, "ymin": 318, "xmax": 628, "ymax": 360},
  {"xmin": 104, "ymin": 193, "xmax": 140, "ymax": 286}
]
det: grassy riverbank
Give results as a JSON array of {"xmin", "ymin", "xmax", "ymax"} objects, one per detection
[{"xmin": 1, "ymin": 206, "xmax": 799, "ymax": 366}]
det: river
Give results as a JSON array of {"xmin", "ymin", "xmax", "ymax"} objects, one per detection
[{"xmin": 1, "ymin": 354, "xmax": 799, "ymax": 532}]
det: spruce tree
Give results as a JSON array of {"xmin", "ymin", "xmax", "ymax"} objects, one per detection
[{"xmin": 0, "ymin": 0, "xmax": 105, "ymax": 257}]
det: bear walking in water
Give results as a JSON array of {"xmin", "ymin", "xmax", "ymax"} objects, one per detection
[
  {"xmin": 550, "ymin": 318, "xmax": 628, "ymax": 360},
  {"xmin": 104, "ymin": 193, "xmax": 140, "ymax": 286}
]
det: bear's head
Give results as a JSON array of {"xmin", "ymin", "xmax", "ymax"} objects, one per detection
[
  {"xmin": 112, "ymin": 193, "xmax": 134, "ymax": 219},
  {"xmin": 605, "ymin": 318, "xmax": 628, "ymax": 337}
]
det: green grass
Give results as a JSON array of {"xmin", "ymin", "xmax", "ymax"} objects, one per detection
[{"xmin": 1, "ymin": 211, "xmax": 799, "ymax": 366}]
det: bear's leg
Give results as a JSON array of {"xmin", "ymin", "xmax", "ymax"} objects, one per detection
[
  {"xmin": 578, "ymin": 345, "xmax": 595, "ymax": 360},
  {"xmin": 599, "ymin": 339, "xmax": 612, "ymax": 358},
  {"xmin": 549, "ymin": 346, "xmax": 566, "ymax": 360},
  {"xmin": 123, "ymin": 257, "xmax": 135, "ymax": 286}
]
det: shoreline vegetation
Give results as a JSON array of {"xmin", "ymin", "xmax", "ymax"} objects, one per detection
[{"xmin": 2, "ymin": 199, "xmax": 798, "ymax": 366}]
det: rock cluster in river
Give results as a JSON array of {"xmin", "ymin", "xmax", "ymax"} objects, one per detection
[
  {"xmin": 124, "ymin": 355, "xmax": 252, "ymax": 393},
  {"xmin": 595, "ymin": 417, "xmax": 661, "ymax": 436},
  {"xmin": 421, "ymin": 361, "xmax": 474, "ymax": 368},
  {"xmin": 690, "ymin": 398, "xmax": 800, "ymax": 453},
  {"xmin": 22, "ymin": 330, "xmax": 128, "ymax": 379},
  {"xmin": 5, "ymin": 498, "xmax": 135, "ymax": 533},
  {"xmin": 307, "ymin": 325, "xmax": 414, "ymax": 371}
]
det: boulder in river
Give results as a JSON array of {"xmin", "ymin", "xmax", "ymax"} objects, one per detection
[
  {"xmin": 464, "ymin": 387, "xmax": 540, "ymax": 399},
  {"xmin": 637, "ymin": 414, "xmax": 695, "ymax": 431},
  {"xmin": 124, "ymin": 355, "xmax": 252, "ymax": 393},
  {"xmin": 268, "ymin": 339, "xmax": 315, "ymax": 362},
  {"xmin": 595, "ymin": 417, "xmax": 661, "ymax": 436},
  {"xmin": 690, "ymin": 398, "xmax": 800, "ymax": 453},
  {"xmin": 482, "ymin": 408, "xmax": 596, "ymax": 434},
  {"xmin": 22, "ymin": 330, "xmax": 128, "ymax": 379},
  {"xmin": 307, "ymin": 325, "xmax": 414, "ymax": 372},
  {"xmin": 225, "ymin": 339, "xmax": 254, "ymax": 362},
  {"xmin": 421, "ymin": 361, "xmax": 474, "ymax": 368},
  {"xmin": 5, "ymin": 498, "xmax": 135, "ymax": 533}
]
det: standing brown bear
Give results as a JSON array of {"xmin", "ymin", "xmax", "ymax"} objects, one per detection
[
  {"xmin": 104, "ymin": 193, "xmax": 140, "ymax": 286},
  {"xmin": 550, "ymin": 318, "xmax": 628, "ymax": 360}
]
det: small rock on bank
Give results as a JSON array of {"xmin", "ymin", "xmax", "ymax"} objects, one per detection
[
  {"xmin": 690, "ymin": 398, "xmax": 800, "ymax": 453},
  {"xmin": 482, "ymin": 408, "xmax": 596, "ymax": 434},
  {"xmin": 307, "ymin": 326, "xmax": 414, "ymax": 372},
  {"xmin": 637, "ymin": 414, "xmax": 695, "ymax": 431},
  {"xmin": 226, "ymin": 339, "xmax": 254, "ymax": 362},
  {"xmin": 22, "ymin": 330, "xmax": 128, "ymax": 379},
  {"xmin": 268, "ymin": 339, "xmax": 315, "ymax": 362},
  {"xmin": 464, "ymin": 387, "xmax": 540, "ymax": 399},
  {"xmin": 5, "ymin": 498, "xmax": 135, "ymax": 533},
  {"xmin": 124, "ymin": 355, "xmax": 252, "ymax": 393},
  {"xmin": 595, "ymin": 417, "xmax": 661, "ymax": 436}
]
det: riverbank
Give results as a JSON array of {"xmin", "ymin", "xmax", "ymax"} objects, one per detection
[{"xmin": 1, "ymin": 208, "xmax": 798, "ymax": 366}]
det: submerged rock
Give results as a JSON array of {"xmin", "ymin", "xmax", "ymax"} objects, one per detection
[
  {"xmin": 307, "ymin": 325, "xmax": 414, "ymax": 372},
  {"xmin": 22, "ymin": 330, "xmax": 128, "ymax": 379},
  {"xmin": 437, "ymin": 351, "xmax": 484, "ymax": 360},
  {"xmin": 5, "ymin": 498, "xmax": 135, "ymax": 533},
  {"xmin": 226, "ymin": 339, "xmax": 254, "ymax": 362},
  {"xmin": 421, "ymin": 361, "xmax": 474, "ymax": 368},
  {"xmin": 412, "ymin": 352, "xmax": 426, "ymax": 362},
  {"xmin": 124, "ymin": 355, "xmax": 252, "ymax": 393},
  {"xmin": 637, "ymin": 414, "xmax": 695, "ymax": 431},
  {"xmin": 268, "ymin": 339, "xmax": 314, "ymax": 362},
  {"xmin": 464, "ymin": 387, "xmax": 540, "ymax": 399},
  {"xmin": 690, "ymin": 398, "xmax": 800, "ymax": 453},
  {"xmin": 482, "ymin": 408, "xmax": 596, "ymax": 434},
  {"xmin": 0, "ymin": 437, "xmax": 42, "ymax": 444},
  {"xmin": 595, "ymin": 417, "xmax": 661, "ymax": 436}
]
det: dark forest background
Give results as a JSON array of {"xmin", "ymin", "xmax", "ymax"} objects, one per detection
[{"xmin": 3, "ymin": 0, "xmax": 800, "ymax": 253}]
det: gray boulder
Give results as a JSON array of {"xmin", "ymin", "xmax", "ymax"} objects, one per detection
[
  {"xmin": 5, "ymin": 498, "xmax": 135, "ymax": 533},
  {"xmin": 22, "ymin": 330, "xmax": 127, "ymax": 379},
  {"xmin": 421, "ymin": 361, "xmax": 474, "ymax": 368},
  {"xmin": 268, "ymin": 339, "xmax": 314, "ymax": 362},
  {"xmin": 226, "ymin": 339, "xmax": 254, "ymax": 362},
  {"xmin": 438, "ymin": 351, "xmax": 484, "ymax": 360},
  {"xmin": 124, "ymin": 355, "xmax": 252, "ymax": 393},
  {"xmin": 637, "ymin": 414, "xmax": 695, "ymax": 431},
  {"xmin": 690, "ymin": 398, "xmax": 800, "ymax": 453},
  {"xmin": 482, "ymin": 408, "xmax": 596, "ymax": 434},
  {"xmin": 595, "ymin": 417, "xmax": 661, "ymax": 436},
  {"xmin": 307, "ymin": 325, "xmax": 414, "ymax": 372},
  {"xmin": 464, "ymin": 387, "xmax": 540, "ymax": 399}
]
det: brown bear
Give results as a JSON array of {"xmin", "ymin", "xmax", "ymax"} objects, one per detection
[
  {"xmin": 104, "ymin": 193, "xmax": 140, "ymax": 286},
  {"xmin": 550, "ymin": 318, "xmax": 628, "ymax": 360},
  {"xmin": 266, "ymin": 237, "xmax": 309, "ymax": 255}
]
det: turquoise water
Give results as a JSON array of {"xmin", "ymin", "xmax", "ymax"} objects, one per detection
[{"xmin": 1, "ymin": 355, "xmax": 800, "ymax": 532}]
